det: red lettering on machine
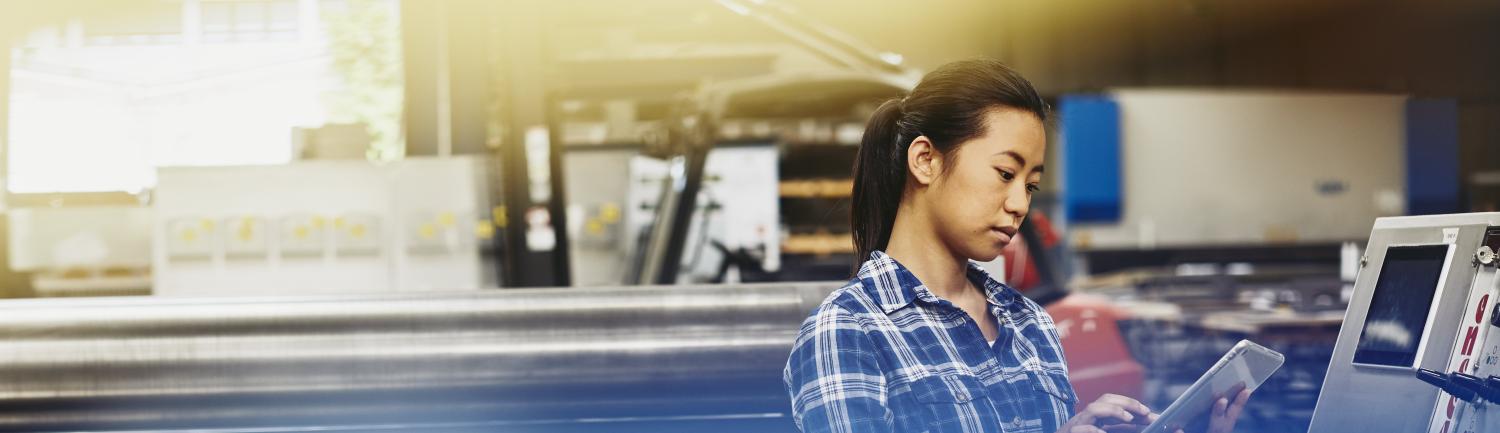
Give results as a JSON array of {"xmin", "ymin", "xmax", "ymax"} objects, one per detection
[{"xmin": 1440, "ymin": 294, "xmax": 1488, "ymax": 433}]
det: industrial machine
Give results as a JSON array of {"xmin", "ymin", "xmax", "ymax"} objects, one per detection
[
  {"xmin": 0, "ymin": 281, "xmax": 841, "ymax": 432},
  {"xmin": 629, "ymin": 71, "xmax": 909, "ymax": 285},
  {"xmin": 1309, "ymin": 212, "xmax": 1500, "ymax": 433},
  {"xmin": 1060, "ymin": 90, "xmax": 1458, "ymax": 252},
  {"xmin": 152, "ymin": 156, "xmax": 490, "ymax": 295}
]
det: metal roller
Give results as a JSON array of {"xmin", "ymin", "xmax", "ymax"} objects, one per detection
[{"xmin": 0, "ymin": 282, "xmax": 843, "ymax": 432}]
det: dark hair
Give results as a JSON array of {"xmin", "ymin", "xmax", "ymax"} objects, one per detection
[{"xmin": 850, "ymin": 59, "xmax": 1048, "ymax": 265}]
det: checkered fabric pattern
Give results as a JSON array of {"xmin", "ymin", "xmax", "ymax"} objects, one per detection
[{"xmin": 785, "ymin": 251, "xmax": 1077, "ymax": 433}]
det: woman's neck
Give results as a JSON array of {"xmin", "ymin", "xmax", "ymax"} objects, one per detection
[{"xmin": 883, "ymin": 208, "xmax": 972, "ymax": 302}]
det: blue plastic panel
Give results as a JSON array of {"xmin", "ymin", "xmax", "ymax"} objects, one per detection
[
  {"xmin": 1060, "ymin": 95, "xmax": 1122, "ymax": 223},
  {"xmin": 1405, "ymin": 99, "xmax": 1460, "ymax": 215}
]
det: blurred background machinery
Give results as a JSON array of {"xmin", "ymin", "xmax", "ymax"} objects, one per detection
[
  {"xmin": 0, "ymin": 282, "xmax": 841, "ymax": 432},
  {"xmin": 152, "ymin": 157, "xmax": 489, "ymax": 294},
  {"xmin": 0, "ymin": 1, "xmax": 1495, "ymax": 432}
]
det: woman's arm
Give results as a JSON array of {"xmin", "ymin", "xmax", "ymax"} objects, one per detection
[{"xmin": 784, "ymin": 303, "xmax": 894, "ymax": 433}]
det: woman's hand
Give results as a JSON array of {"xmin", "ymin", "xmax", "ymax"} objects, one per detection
[
  {"xmin": 1205, "ymin": 385, "xmax": 1252, "ymax": 433},
  {"xmin": 1055, "ymin": 393, "xmax": 1157, "ymax": 433},
  {"xmin": 1055, "ymin": 386, "xmax": 1251, "ymax": 433}
]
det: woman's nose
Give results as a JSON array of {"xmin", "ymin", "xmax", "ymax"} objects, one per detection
[{"xmin": 1002, "ymin": 190, "xmax": 1029, "ymax": 219}]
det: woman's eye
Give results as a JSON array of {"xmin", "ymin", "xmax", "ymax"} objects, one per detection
[
  {"xmin": 998, "ymin": 170, "xmax": 1015, "ymax": 182},
  {"xmin": 1026, "ymin": 183, "xmax": 1041, "ymax": 193}
]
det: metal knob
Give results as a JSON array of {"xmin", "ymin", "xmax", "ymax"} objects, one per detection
[{"xmin": 1477, "ymin": 246, "xmax": 1496, "ymax": 267}]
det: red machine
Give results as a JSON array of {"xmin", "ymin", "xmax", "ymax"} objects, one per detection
[{"xmin": 1003, "ymin": 213, "xmax": 1145, "ymax": 406}]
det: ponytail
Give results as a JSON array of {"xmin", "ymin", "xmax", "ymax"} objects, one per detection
[
  {"xmin": 847, "ymin": 59, "xmax": 1048, "ymax": 271},
  {"xmin": 850, "ymin": 99, "xmax": 910, "ymax": 265}
]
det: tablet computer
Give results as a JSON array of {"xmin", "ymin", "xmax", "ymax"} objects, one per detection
[{"xmin": 1142, "ymin": 339, "xmax": 1285, "ymax": 433}]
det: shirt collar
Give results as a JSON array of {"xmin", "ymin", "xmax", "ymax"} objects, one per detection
[{"xmin": 857, "ymin": 250, "xmax": 1020, "ymax": 314}]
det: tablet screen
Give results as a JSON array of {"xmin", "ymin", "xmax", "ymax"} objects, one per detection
[
  {"xmin": 1352, "ymin": 245, "xmax": 1450, "ymax": 367},
  {"xmin": 1145, "ymin": 341, "xmax": 1284, "ymax": 433}
]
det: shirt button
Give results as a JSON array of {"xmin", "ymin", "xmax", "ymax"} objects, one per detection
[{"xmin": 1010, "ymin": 416, "xmax": 1022, "ymax": 428}]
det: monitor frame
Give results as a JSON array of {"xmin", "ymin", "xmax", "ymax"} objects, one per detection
[{"xmin": 1351, "ymin": 242, "xmax": 1457, "ymax": 370}]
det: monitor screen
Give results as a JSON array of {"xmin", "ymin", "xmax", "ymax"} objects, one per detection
[{"xmin": 1353, "ymin": 245, "xmax": 1450, "ymax": 367}]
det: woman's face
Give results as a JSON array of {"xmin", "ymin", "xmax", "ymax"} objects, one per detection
[{"xmin": 918, "ymin": 108, "xmax": 1046, "ymax": 262}]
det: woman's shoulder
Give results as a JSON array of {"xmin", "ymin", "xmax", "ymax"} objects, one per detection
[
  {"xmin": 796, "ymin": 279, "xmax": 885, "ymax": 331},
  {"xmin": 818, "ymin": 278, "xmax": 884, "ymax": 314},
  {"xmin": 788, "ymin": 280, "xmax": 890, "ymax": 365}
]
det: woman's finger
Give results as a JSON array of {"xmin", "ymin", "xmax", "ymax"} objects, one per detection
[
  {"xmin": 1224, "ymin": 389, "xmax": 1252, "ymax": 421},
  {"xmin": 1233, "ymin": 389, "xmax": 1253, "ymax": 406},
  {"xmin": 1084, "ymin": 402, "xmax": 1135, "ymax": 424},
  {"xmin": 1212, "ymin": 397, "xmax": 1229, "ymax": 418},
  {"xmin": 1096, "ymin": 394, "xmax": 1153, "ymax": 417},
  {"xmin": 1069, "ymin": 404, "xmax": 1101, "ymax": 425},
  {"xmin": 1226, "ymin": 381, "xmax": 1247, "ymax": 395}
]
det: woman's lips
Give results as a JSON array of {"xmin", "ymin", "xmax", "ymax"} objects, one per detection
[{"xmin": 991, "ymin": 226, "xmax": 1017, "ymax": 244}]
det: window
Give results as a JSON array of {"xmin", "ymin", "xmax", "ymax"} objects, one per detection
[{"xmin": 7, "ymin": 0, "xmax": 404, "ymax": 194}]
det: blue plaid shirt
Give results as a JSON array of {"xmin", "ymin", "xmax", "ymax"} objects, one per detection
[{"xmin": 785, "ymin": 251, "xmax": 1077, "ymax": 433}]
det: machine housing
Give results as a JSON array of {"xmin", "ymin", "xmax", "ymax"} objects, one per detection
[{"xmin": 1310, "ymin": 212, "xmax": 1500, "ymax": 433}]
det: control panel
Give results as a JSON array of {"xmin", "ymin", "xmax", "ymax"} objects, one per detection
[{"xmin": 1310, "ymin": 214, "xmax": 1500, "ymax": 433}]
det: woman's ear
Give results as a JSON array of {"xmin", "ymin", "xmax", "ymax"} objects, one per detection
[{"xmin": 906, "ymin": 136, "xmax": 941, "ymax": 186}]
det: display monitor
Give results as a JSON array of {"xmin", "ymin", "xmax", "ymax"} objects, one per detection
[{"xmin": 1352, "ymin": 245, "xmax": 1451, "ymax": 367}]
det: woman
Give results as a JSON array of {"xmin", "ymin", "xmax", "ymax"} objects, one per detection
[{"xmin": 783, "ymin": 59, "xmax": 1252, "ymax": 433}]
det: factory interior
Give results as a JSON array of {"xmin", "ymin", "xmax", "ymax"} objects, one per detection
[{"xmin": 0, "ymin": 1, "xmax": 1498, "ymax": 432}]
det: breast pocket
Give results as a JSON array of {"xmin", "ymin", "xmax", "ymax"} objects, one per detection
[
  {"xmin": 1030, "ymin": 370, "xmax": 1079, "ymax": 413},
  {"xmin": 910, "ymin": 373, "xmax": 1000, "ymax": 433}
]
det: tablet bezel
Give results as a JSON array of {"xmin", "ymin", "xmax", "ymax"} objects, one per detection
[{"xmin": 1142, "ymin": 340, "xmax": 1285, "ymax": 433}]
